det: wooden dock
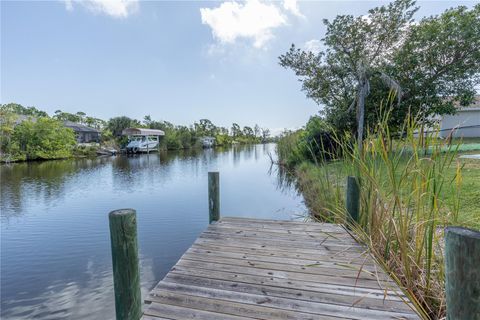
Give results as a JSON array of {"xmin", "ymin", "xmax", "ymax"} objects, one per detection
[{"xmin": 142, "ymin": 217, "xmax": 420, "ymax": 320}]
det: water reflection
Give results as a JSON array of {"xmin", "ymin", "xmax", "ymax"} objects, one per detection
[{"xmin": 1, "ymin": 144, "xmax": 305, "ymax": 320}]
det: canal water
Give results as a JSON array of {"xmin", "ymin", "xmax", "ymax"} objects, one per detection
[{"xmin": 0, "ymin": 144, "xmax": 306, "ymax": 319}]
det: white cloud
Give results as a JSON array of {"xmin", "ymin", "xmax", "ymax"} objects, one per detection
[
  {"xmin": 304, "ymin": 39, "xmax": 322, "ymax": 54},
  {"xmin": 200, "ymin": 0, "xmax": 287, "ymax": 49},
  {"xmin": 63, "ymin": 0, "xmax": 139, "ymax": 18},
  {"xmin": 283, "ymin": 0, "xmax": 304, "ymax": 18}
]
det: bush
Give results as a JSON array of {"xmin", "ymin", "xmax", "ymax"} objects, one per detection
[
  {"xmin": 276, "ymin": 116, "xmax": 341, "ymax": 166},
  {"xmin": 284, "ymin": 110, "xmax": 469, "ymax": 318},
  {"xmin": 12, "ymin": 118, "xmax": 76, "ymax": 160}
]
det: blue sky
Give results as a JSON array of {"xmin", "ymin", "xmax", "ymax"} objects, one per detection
[{"xmin": 1, "ymin": 1, "xmax": 476, "ymax": 132}]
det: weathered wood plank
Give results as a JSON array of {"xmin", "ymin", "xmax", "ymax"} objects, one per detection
[
  {"xmin": 196, "ymin": 234, "xmax": 366, "ymax": 252},
  {"xmin": 142, "ymin": 217, "xmax": 420, "ymax": 319},
  {"xmin": 186, "ymin": 246, "xmax": 377, "ymax": 268},
  {"xmin": 144, "ymin": 302, "xmax": 256, "ymax": 320},
  {"xmin": 149, "ymin": 282, "xmax": 418, "ymax": 319},
  {"xmin": 191, "ymin": 242, "xmax": 374, "ymax": 265},
  {"xmin": 209, "ymin": 222, "xmax": 352, "ymax": 237},
  {"xmin": 203, "ymin": 228, "xmax": 359, "ymax": 244},
  {"xmin": 180, "ymin": 252, "xmax": 388, "ymax": 280},
  {"xmin": 217, "ymin": 218, "xmax": 345, "ymax": 232},
  {"xmin": 159, "ymin": 273, "xmax": 414, "ymax": 312},
  {"xmin": 167, "ymin": 265, "xmax": 408, "ymax": 300},
  {"xmin": 174, "ymin": 259, "xmax": 396, "ymax": 289}
]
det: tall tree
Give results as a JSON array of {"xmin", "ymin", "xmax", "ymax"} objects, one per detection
[
  {"xmin": 254, "ymin": 124, "xmax": 261, "ymax": 138},
  {"xmin": 261, "ymin": 128, "xmax": 271, "ymax": 143},
  {"xmin": 107, "ymin": 116, "xmax": 135, "ymax": 137},
  {"xmin": 392, "ymin": 4, "xmax": 480, "ymax": 118},
  {"xmin": 243, "ymin": 126, "xmax": 254, "ymax": 137},
  {"xmin": 280, "ymin": 0, "xmax": 416, "ymax": 151},
  {"xmin": 231, "ymin": 123, "xmax": 242, "ymax": 138},
  {"xmin": 279, "ymin": 1, "xmax": 480, "ymax": 151}
]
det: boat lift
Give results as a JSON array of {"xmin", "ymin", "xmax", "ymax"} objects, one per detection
[{"xmin": 122, "ymin": 128, "xmax": 165, "ymax": 154}]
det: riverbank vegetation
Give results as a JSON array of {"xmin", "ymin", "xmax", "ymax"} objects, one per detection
[
  {"xmin": 0, "ymin": 103, "xmax": 273, "ymax": 162},
  {"xmin": 279, "ymin": 107, "xmax": 479, "ymax": 318},
  {"xmin": 277, "ymin": 1, "xmax": 480, "ymax": 319}
]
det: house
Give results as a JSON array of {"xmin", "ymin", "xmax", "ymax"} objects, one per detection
[
  {"xmin": 63, "ymin": 121, "xmax": 101, "ymax": 143},
  {"xmin": 439, "ymin": 96, "xmax": 480, "ymax": 138}
]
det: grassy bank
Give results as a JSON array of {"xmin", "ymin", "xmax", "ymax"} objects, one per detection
[
  {"xmin": 277, "ymin": 116, "xmax": 480, "ymax": 319},
  {"xmin": 295, "ymin": 155, "xmax": 479, "ymax": 230}
]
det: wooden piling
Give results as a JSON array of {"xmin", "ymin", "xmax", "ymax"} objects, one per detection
[
  {"xmin": 208, "ymin": 172, "xmax": 220, "ymax": 223},
  {"xmin": 346, "ymin": 176, "xmax": 360, "ymax": 224},
  {"xmin": 445, "ymin": 227, "xmax": 480, "ymax": 320},
  {"xmin": 109, "ymin": 209, "xmax": 142, "ymax": 320}
]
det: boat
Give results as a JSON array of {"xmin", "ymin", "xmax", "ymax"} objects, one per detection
[
  {"xmin": 122, "ymin": 128, "xmax": 165, "ymax": 153},
  {"xmin": 96, "ymin": 148, "xmax": 118, "ymax": 156},
  {"xmin": 201, "ymin": 136, "xmax": 215, "ymax": 148}
]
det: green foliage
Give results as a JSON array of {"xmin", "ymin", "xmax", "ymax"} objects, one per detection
[
  {"xmin": 276, "ymin": 116, "xmax": 340, "ymax": 166},
  {"xmin": 141, "ymin": 116, "xmax": 260, "ymax": 150},
  {"xmin": 285, "ymin": 110, "xmax": 473, "ymax": 318},
  {"xmin": 1, "ymin": 102, "xmax": 269, "ymax": 161},
  {"xmin": 279, "ymin": 1, "xmax": 480, "ymax": 136},
  {"xmin": 276, "ymin": 130, "xmax": 304, "ymax": 167},
  {"xmin": 0, "ymin": 108, "xmax": 20, "ymax": 160},
  {"xmin": 11, "ymin": 118, "xmax": 76, "ymax": 160},
  {"xmin": 231, "ymin": 123, "xmax": 242, "ymax": 138},
  {"xmin": 108, "ymin": 116, "xmax": 140, "ymax": 138},
  {"xmin": 392, "ymin": 4, "xmax": 480, "ymax": 118},
  {"xmin": 1, "ymin": 103, "xmax": 48, "ymax": 117}
]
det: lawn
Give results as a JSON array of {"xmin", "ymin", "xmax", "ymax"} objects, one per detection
[{"xmin": 295, "ymin": 151, "xmax": 480, "ymax": 230}]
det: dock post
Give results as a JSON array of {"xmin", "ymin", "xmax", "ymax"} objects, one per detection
[
  {"xmin": 445, "ymin": 227, "xmax": 480, "ymax": 320},
  {"xmin": 345, "ymin": 176, "xmax": 360, "ymax": 225},
  {"xmin": 109, "ymin": 209, "xmax": 142, "ymax": 320},
  {"xmin": 208, "ymin": 171, "xmax": 220, "ymax": 223}
]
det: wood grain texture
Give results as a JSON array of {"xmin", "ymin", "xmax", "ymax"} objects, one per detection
[
  {"xmin": 142, "ymin": 217, "xmax": 420, "ymax": 319},
  {"xmin": 208, "ymin": 172, "xmax": 220, "ymax": 223},
  {"xmin": 109, "ymin": 209, "xmax": 142, "ymax": 320}
]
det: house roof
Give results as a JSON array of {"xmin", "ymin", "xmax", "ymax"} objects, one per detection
[
  {"xmin": 122, "ymin": 128, "xmax": 165, "ymax": 136},
  {"xmin": 454, "ymin": 95, "xmax": 480, "ymax": 111},
  {"xmin": 63, "ymin": 121, "xmax": 100, "ymax": 133}
]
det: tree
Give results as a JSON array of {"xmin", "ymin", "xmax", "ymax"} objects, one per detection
[
  {"xmin": 243, "ymin": 126, "xmax": 254, "ymax": 137},
  {"xmin": 231, "ymin": 123, "xmax": 242, "ymax": 138},
  {"xmin": 194, "ymin": 119, "xmax": 217, "ymax": 137},
  {"xmin": 253, "ymin": 124, "xmax": 261, "ymax": 138},
  {"xmin": 280, "ymin": 0, "xmax": 416, "ymax": 151},
  {"xmin": 0, "ymin": 108, "xmax": 19, "ymax": 158},
  {"xmin": 279, "ymin": 1, "xmax": 480, "ymax": 150},
  {"xmin": 107, "ymin": 116, "xmax": 135, "ymax": 137},
  {"xmin": 1, "ymin": 103, "xmax": 48, "ymax": 117},
  {"xmin": 143, "ymin": 115, "xmax": 152, "ymax": 126},
  {"xmin": 54, "ymin": 110, "xmax": 81, "ymax": 123},
  {"xmin": 261, "ymin": 128, "xmax": 271, "ymax": 143},
  {"xmin": 85, "ymin": 116, "xmax": 105, "ymax": 130},
  {"xmin": 391, "ymin": 4, "xmax": 480, "ymax": 118},
  {"xmin": 76, "ymin": 111, "xmax": 86, "ymax": 124},
  {"xmin": 12, "ymin": 118, "xmax": 76, "ymax": 160}
]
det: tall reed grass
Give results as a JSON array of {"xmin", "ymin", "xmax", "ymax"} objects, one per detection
[{"xmin": 282, "ymin": 107, "xmax": 465, "ymax": 319}]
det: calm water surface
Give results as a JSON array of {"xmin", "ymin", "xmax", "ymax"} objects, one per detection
[{"xmin": 1, "ymin": 144, "xmax": 305, "ymax": 319}]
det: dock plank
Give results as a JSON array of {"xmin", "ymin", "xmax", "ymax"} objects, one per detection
[{"xmin": 142, "ymin": 217, "xmax": 420, "ymax": 319}]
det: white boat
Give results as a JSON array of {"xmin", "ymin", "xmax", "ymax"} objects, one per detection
[
  {"xmin": 201, "ymin": 137, "xmax": 215, "ymax": 148},
  {"xmin": 122, "ymin": 128, "xmax": 165, "ymax": 153}
]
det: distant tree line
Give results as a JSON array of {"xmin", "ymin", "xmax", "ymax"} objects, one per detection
[
  {"xmin": 107, "ymin": 115, "xmax": 271, "ymax": 149},
  {"xmin": 0, "ymin": 103, "xmax": 273, "ymax": 162}
]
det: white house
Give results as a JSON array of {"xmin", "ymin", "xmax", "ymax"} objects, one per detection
[{"xmin": 439, "ymin": 96, "xmax": 480, "ymax": 138}]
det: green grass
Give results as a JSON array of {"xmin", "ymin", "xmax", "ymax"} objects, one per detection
[
  {"xmin": 296, "ymin": 153, "xmax": 480, "ymax": 230},
  {"xmin": 280, "ymin": 112, "xmax": 480, "ymax": 319},
  {"xmin": 444, "ymin": 155, "xmax": 480, "ymax": 228}
]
